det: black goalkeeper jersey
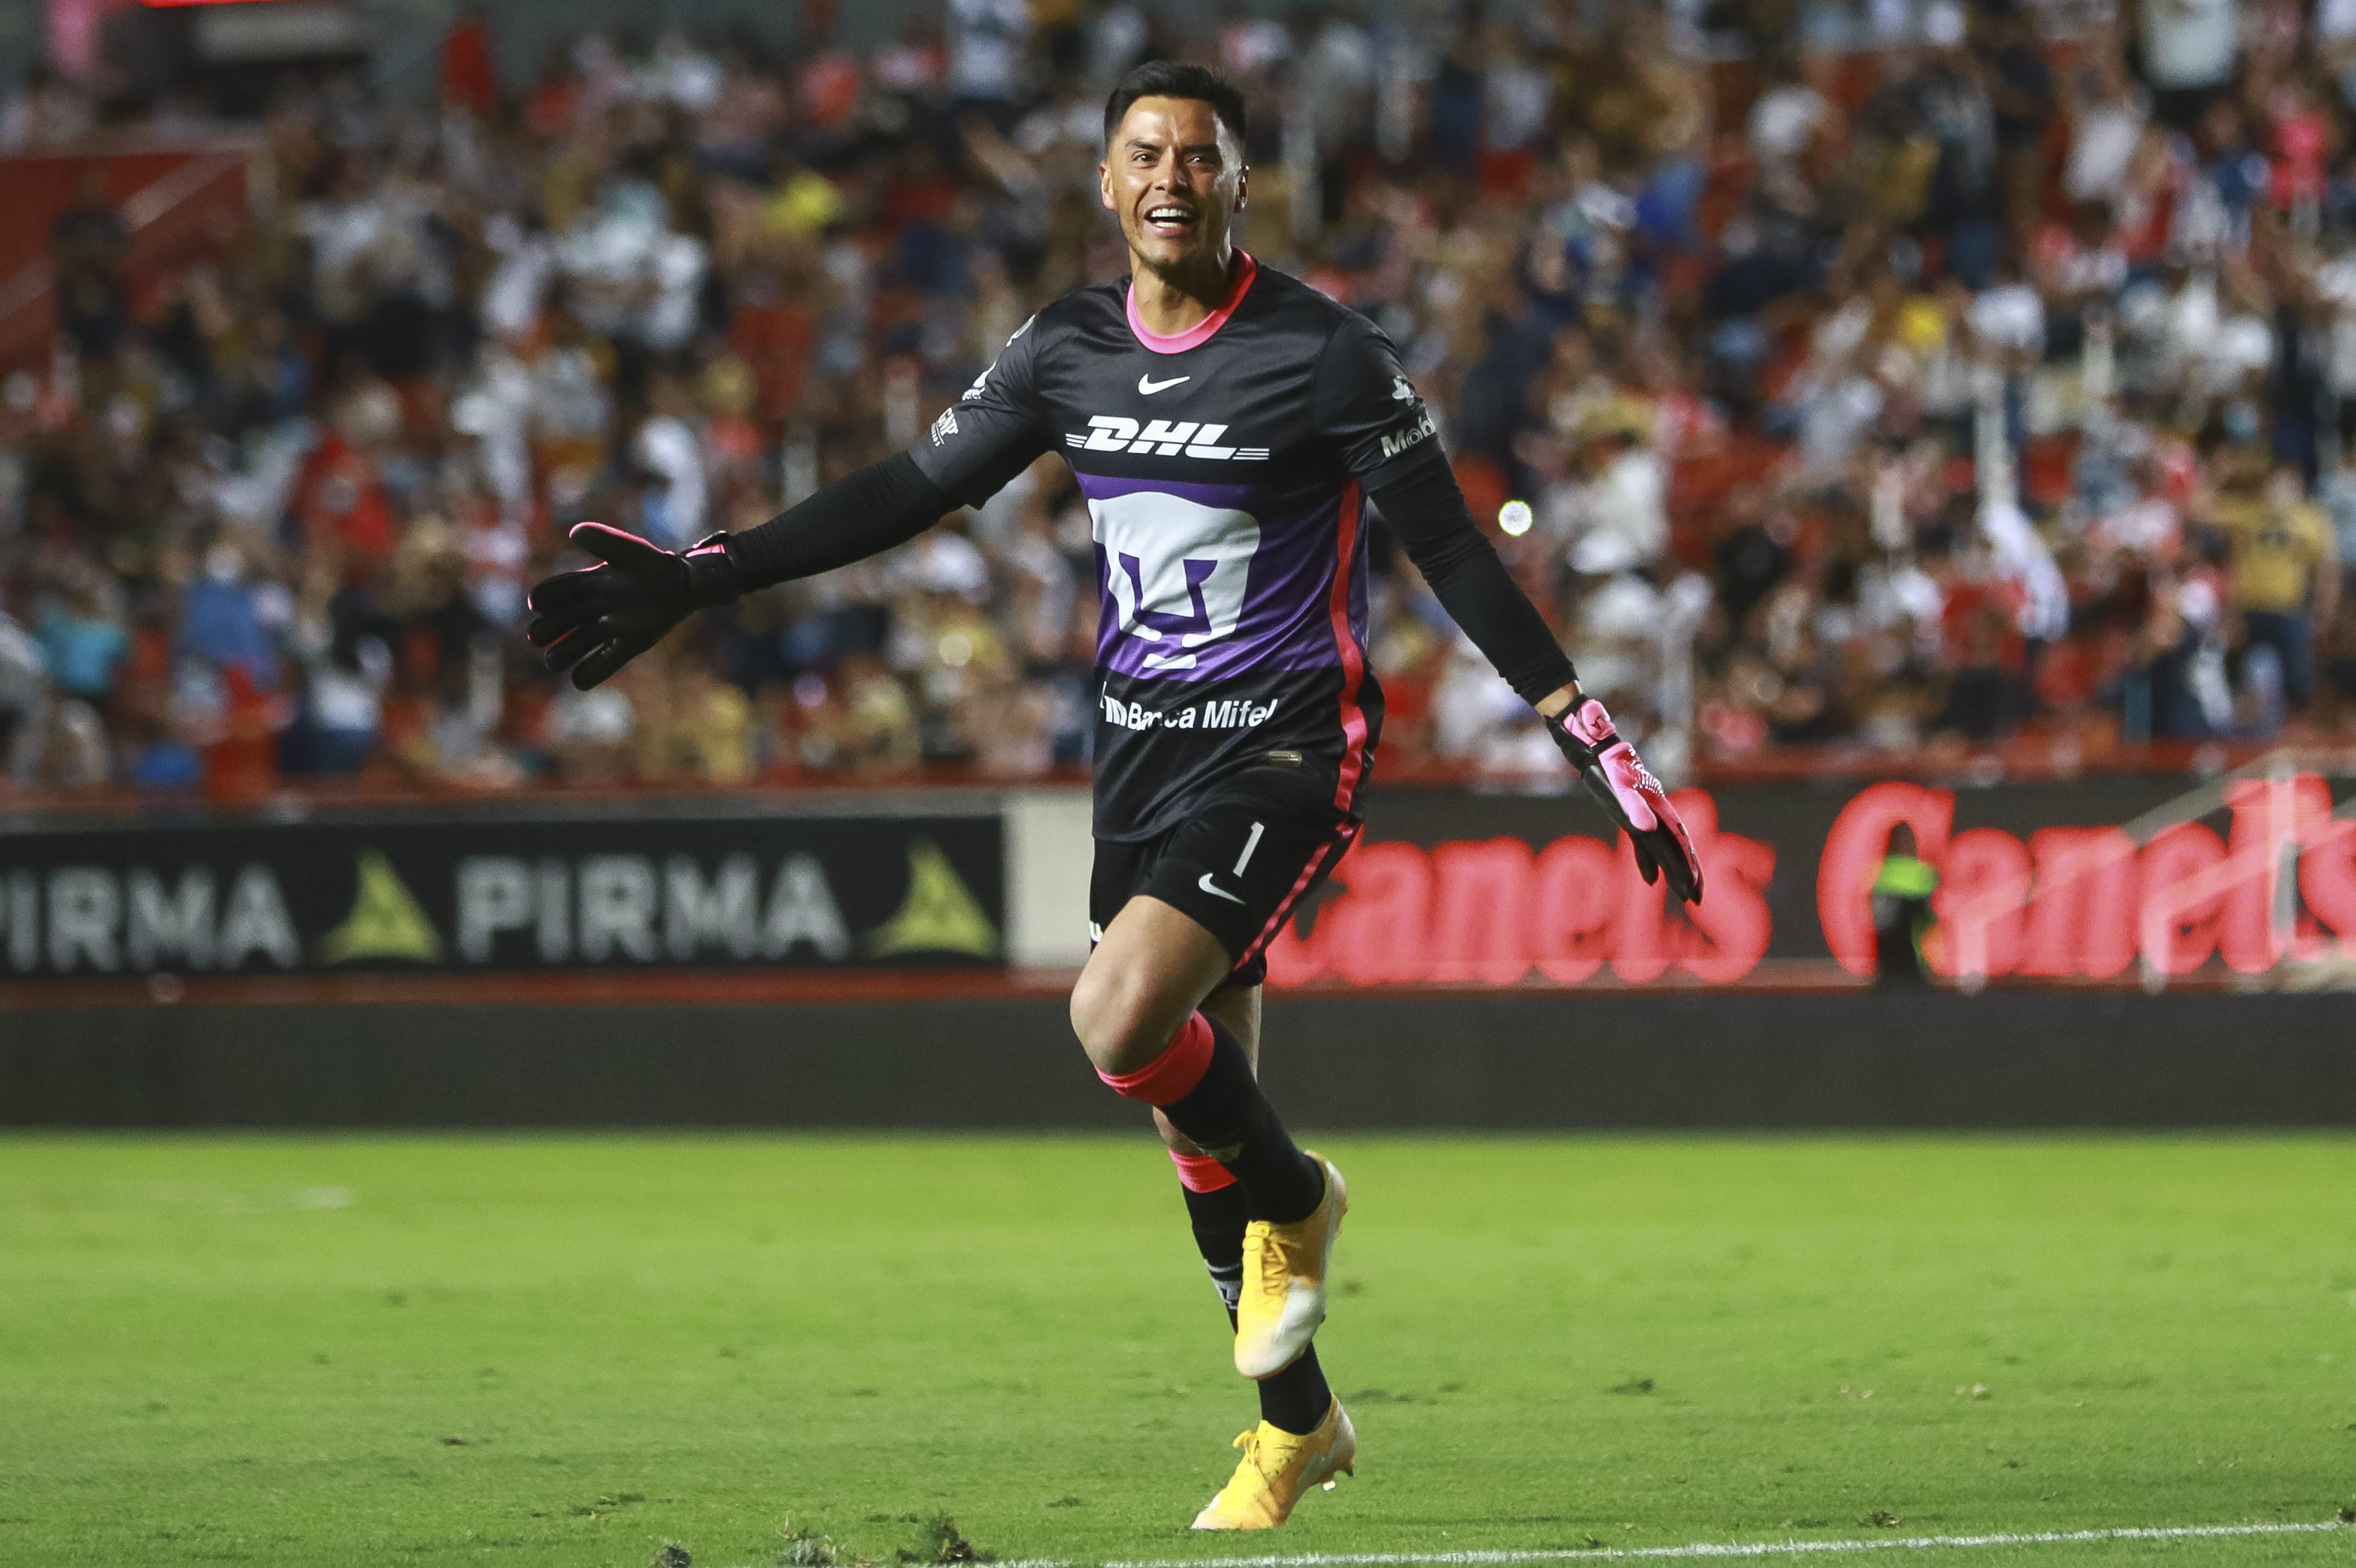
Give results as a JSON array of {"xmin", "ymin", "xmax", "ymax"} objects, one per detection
[{"xmin": 909, "ymin": 254, "xmax": 1448, "ymax": 841}]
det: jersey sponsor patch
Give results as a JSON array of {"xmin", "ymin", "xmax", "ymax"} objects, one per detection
[
  {"xmin": 929, "ymin": 408, "xmax": 960, "ymax": 445},
  {"xmin": 1064, "ymin": 415, "xmax": 1269, "ymax": 461},
  {"xmin": 1101, "ymin": 688, "xmax": 1282, "ymax": 730},
  {"xmin": 1379, "ymin": 409, "xmax": 1435, "ymax": 462}
]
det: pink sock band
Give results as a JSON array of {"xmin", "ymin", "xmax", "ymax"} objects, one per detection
[
  {"xmin": 1169, "ymin": 1149, "xmax": 1237, "ymax": 1192},
  {"xmin": 1096, "ymin": 1013, "xmax": 1215, "ymax": 1106}
]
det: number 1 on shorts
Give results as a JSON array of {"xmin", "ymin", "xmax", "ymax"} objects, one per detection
[{"xmin": 1235, "ymin": 821, "xmax": 1266, "ymax": 877}]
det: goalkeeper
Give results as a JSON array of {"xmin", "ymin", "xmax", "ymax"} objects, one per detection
[{"xmin": 528, "ymin": 60, "xmax": 1702, "ymax": 1533}]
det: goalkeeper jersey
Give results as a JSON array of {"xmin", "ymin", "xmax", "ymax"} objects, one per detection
[{"xmin": 909, "ymin": 253, "xmax": 1448, "ymax": 841}]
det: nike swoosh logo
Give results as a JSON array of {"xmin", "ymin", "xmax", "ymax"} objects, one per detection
[
  {"xmin": 1138, "ymin": 374, "xmax": 1191, "ymax": 395},
  {"xmin": 1197, "ymin": 872, "xmax": 1245, "ymax": 904}
]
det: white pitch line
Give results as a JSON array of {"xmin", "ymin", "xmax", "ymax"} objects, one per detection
[{"xmin": 987, "ymin": 1518, "xmax": 2345, "ymax": 1568}]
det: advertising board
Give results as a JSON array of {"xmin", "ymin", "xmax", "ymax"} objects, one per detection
[
  {"xmin": 1284, "ymin": 769, "xmax": 2356, "ymax": 986},
  {"xmin": 0, "ymin": 811, "xmax": 1003, "ymax": 978},
  {"xmin": 5, "ymin": 768, "xmax": 2351, "ymax": 990}
]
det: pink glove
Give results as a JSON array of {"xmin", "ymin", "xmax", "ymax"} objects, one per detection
[{"xmin": 1545, "ymin": 696, "xmax": 1705, "ymax": 905}]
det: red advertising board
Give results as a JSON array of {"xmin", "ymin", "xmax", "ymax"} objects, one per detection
[{"xmin": 1275, "ymin": 769, "xmax": 2356, "ymax": 988}]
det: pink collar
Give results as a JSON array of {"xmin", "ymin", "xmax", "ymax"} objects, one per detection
[{"xmin": 1125, "ymin": 252, "xmax": 1257, "ymax": 355}]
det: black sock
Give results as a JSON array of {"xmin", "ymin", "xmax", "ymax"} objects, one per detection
[
  {"xmin": 1181, "ymin": 1181, "xmax": 1334, "ymax": 1437},
  {"xmin": 1182, "ymin": 1181, "xmax": 1249, "ymax": 1322},
  {"xmin": 1159, "ymin": 1016, "xmax": 1325, "ymax": 1224},
  {"xmin": 1259, "ymin": 1343, "xmax": 1333, "ymax": 1435}
]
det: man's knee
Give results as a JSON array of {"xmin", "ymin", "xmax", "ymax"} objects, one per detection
[{"xmin": 1068, "ymin": 960, "xmax": 1173, "ymax": 1076}]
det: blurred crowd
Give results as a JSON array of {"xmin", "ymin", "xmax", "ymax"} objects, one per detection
[{"xmin": 7, "ymin": 0, "xmax": 2356, "ymax": 796}]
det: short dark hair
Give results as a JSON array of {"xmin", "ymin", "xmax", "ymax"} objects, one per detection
[{"xmin": 1103, "ymin": 60, "xmax": 1247, "ymax": 150}]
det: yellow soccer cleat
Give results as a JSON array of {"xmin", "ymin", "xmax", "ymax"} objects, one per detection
[
  {"xmin": 1234, "ymin": 1153, "xmax": 1347, "ymax": 1380},
  {"xmin": 1190, "ymin": 1398, "xmax": 1357, "ymax": 1530}
]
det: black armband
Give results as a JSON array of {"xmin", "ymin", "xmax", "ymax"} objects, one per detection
[
  {"xmin": 724, "ymin": 451, "xmax": 959, "ymax": 590},
  {"xmin": 1367, "ymin": 460, "xmax": 1578, "ymax": 705}
]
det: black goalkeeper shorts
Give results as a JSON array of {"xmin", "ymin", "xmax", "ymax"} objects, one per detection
[{"xmin": 1088, "ymin": 762, "xmax": 1362, "ymax": 989}]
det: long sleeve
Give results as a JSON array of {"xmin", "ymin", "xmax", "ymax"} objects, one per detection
[
  {"xmin": 724, "ymin": 451, "xmax": 958, "ymax": 589},
  {"xmin": 1369, "ymin": 459, "xmax": 1578, "ymax": 706},
  {"xmin": 1308, "ymin": 307, "xmax": 1578, "ymax": 704},
  {"xmin": 725, "ymin": 307, "xmax": 1066, "ymax": 590}
]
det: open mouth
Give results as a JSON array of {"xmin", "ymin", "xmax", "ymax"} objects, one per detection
[{"xmin": 1141, "ymin": 204, "xmax": 1197, "ymax": 238}]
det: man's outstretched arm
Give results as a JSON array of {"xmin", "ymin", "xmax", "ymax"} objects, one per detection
[
  {"xmin": 527, "ymin": 452, "xmax": 959, "ymax": 690},
  {"xmin": 1368, "ymin": 460, "xmax": 1705, "ymax": 904},
  {"xmin": 534, "ymin": 303, "xmax": 1054, "ymax": 691},
  {"xmin": 1368, "ymin": 460, "xmax": 1579, "ymax": 710}
]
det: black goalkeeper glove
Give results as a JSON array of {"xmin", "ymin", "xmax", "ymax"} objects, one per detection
[
  {"xmin": 1545, "ymin": 694, "xmax": 1706, "ymax": 906},
  {"xmin": 526, "ymin": 522, "xmax": 748, "ymax": 690}
]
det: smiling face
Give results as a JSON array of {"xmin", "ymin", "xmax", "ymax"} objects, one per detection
[{"xmin": 1099, "ymin": 95, "xmax": 1246, "ymax": 282}]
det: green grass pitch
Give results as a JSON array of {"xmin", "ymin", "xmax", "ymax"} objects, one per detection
[{"xmin": 4, "ymin": 1133, "xmax": 2355, "ymax": 1567}]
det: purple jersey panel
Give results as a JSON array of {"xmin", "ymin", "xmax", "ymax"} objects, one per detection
[{"xmin": 1078, "ymin": 472, "xmax": 1369, "ymax": 683}]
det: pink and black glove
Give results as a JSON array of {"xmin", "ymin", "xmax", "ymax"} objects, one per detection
[
  {"xmin": 1545, "ymin": 696, "xmax": 1705, "ymax": 905},
  {"xmin": 526, "ymin": 523, "xmax": 746, "ymax": 690}
]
